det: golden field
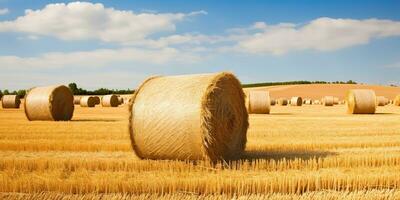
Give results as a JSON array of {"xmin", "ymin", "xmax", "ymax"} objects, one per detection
[{"xmin": 1, "ymin": 84, "xmax": 400, "ymax": 199}]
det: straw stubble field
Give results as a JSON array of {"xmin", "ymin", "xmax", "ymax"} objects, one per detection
[{"xmin": 0, "ymin": 103, "xmax": 400, "ymax": 199}]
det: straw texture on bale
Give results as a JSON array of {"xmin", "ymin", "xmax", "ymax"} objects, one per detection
[
  {"xmin": 333, "ymin": 97, "xmax": 339, "ymax": 105},
  {"xmin": 394, "ymin": 95, "xmax": 400, "ymax": 106},
  {"xmin": 92, "ymin": 96, "xmax": 100, "ymax": 105},
  {"xmin": 128, "ymin": 72, "xmax": 248, "ymax": 161},
  {"xmin": 73, "ymin": 96, "xmax": 81, "ymax": 105},
  {"xmin": 346, "ymin": 89, "xmax": 376, "ymax": 114},
  {"xmin": 24, "ymin": 85, "xmax": 74, "ymax": 121},
  {"xmin": 323, "ymin": 96, "xmax": 334, "ymax": 106},
  {"xmin": 277, "ymin": 98, "xmax": 288, "ymax": 106},
  {"xmin": 1, "ymin": 95, "xmax": 21, "ymax": 108},
  {"xmin": 118, "ymin": 96, "xmax": 124, "ymax": 105},
  {"xmin": 290, "ymin": 97, "xmax": 303, "ymax": 106},
  {"xmin": 247, "ymin": 90, "xmax": 270, "ymax": 114},
  {"xmin": 102, "ymin": 95, "xmax": 119, "ymax": 107},
  {"xmin": 80, "ymin": 96, "xmax": 96, "ymax": 107},
  {"xmin": 376, "ymin": 96, "xmax": 388, "ymax": 106}
]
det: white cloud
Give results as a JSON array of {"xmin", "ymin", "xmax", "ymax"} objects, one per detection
[
  {"xmin": 232, "ymin": 18, "xmax": 400, "ymax": 55},
  {"xmin": 0, "ymin": 47, "xmax": 199, "ymax": 69},
  {"xmin": 0, "ymin": 2, "xmax": 205, "ymax": 44},
  {"xmin": 0, "ymin": 8, "xmax": 8, "ymax": 15}
]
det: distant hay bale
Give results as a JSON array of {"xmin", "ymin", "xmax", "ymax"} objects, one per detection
[
  {"xmin": 304, "ymin": 99, "xmax": 313, "ymax": 105},
  {"xmin": 346, "ymin": 89, "xmax": 376, "ymax": 114},
  {"xmin": 80, "ymin": 96, "xmax": 96, "ymax": 107},
  {"xmin": 247, "ymin": 90, "xmax": 270, "ymax": 114},
  {"xmin": 376, "ymin": 96, "xmax": 388, "ymax": 106},
  {"xmin": 102, "ymin": 95, "xmax": 119, "ymax": 107},
  {"xmin": 73, "ymin": 96, "xmax": 81, "ymax": 105},
  {"xmin": 128, "ymin": 72, "xmax": 248, "ymax": 161},
  {"xmin": 1, "ymin": 95, "xmax": 21, "ymax": 109},
  {"xmin": 290, "ymin": 97, "xmax": 303, "ymax": 106},
  {"xmin": 270, "ymin": 99, "xmax": 276, "ymax": 106},
  {"xmin": 323, "ymin": 96, "xmax": 334, "ymax": 106},
  {"xmin": 333, "ymin": 97, "xmax": 339, "ymax": 105},
  {"xmin": 277, "ymin": 98, "xmax": 288, "ymax": 106},
  {"xmin": 313, "ymin": 100, "xmax": 321, "ymax": 105},
  {"xmin": 393, "ymin": 95, "xmax": 400, "ymax": 106},
  {"xmin": 24, "ymin": 85, "xmax": 74, "ymax": 121},
  {"xmin": 92, "ymin": 96, "xmax": 100, "ymax": 105},
  {"xmin": 118, "ymin": 96, "xmax": 124, "ymax": 105}
]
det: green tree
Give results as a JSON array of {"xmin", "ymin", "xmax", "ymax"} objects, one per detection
[
  {"xmin": 68, "ymin": 83, "xmax": 79, "ymax": 95},
  {"xmin": 3, "ymin": 89, "xmax": 9, "ymax": 95}
]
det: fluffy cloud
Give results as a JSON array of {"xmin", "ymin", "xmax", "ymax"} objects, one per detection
[
  {"xmin": 234, "ymin": 18, "xmax": 400, "ymax": 55},
  {"xmin": 0, "ymin": 8, "xmax": 8, "ymax": 15},
  {"xmin": 0, "ymin": 2, "xmax": 205, "ymax": 43},
  {"xmin": 0, "ymin": 47, "xmax": 199, "ymax": 69}
]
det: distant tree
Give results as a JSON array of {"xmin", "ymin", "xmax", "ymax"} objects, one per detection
[
  {"xmin": 3, "ymin": 89, "xmax": 9, "ymax": 95},
  {"xmin": 0, "ymin": 90, "xmax": 2, "ymax": 99},
  {"xmin": 16, "ymin": 90, "xmax": 26, "ymax": 98},
  {"xmin": 346, "ymin": 80, "xmax": 357, "ymax": 84},
  {"xmin": 68, "ymin": 83, "xmax": 79, "ymax": 95}
]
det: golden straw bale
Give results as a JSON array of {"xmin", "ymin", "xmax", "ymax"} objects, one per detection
[
  {"xmin": 323, "ymin": 96, "xmax": 334, "ymax": 106},
  {"xmin": 333, "ymin": 97, "xmax": 339, "ymax": 105},
  {"xmin": 290, "ymin": 97, "xmax": 303, "ymax": 106},
  {"xmin": 394, "ymin": 95, "xmax": 400, "ymax": 106},
  {"xmin": 1, "ymin": 95, "xmax": 21, "ymax": 109},
  {"xmin": 270, "ymin": 98, "xmax": 276, "ymax": 106},
  {"xmin": 304, "ymin": 99, "xmax": 313, "ymax": 105},
  {"xmin": 80, "ymin": 96, "xmax": 96, "ymax": 107},
  {"xmin": 313, "ymin": 100, "xmax": 321, "ymax": 105},
  {"xmin": 277, "ymin": 98, "xmax": 288, "ymax": 106},
  {"xmin": 24, "ymin": 85, "xmax": 74, "ymax": 121},
  {"xmin": 118, "ymin": 96, "xmax": 124, "ymax": 105},
  {"xmin": 247, "ymin": 90, "xmax": 270, "ymax": 114},
  {"xmin": 92, "ymin": 96, "xmax": 100, "ymax": 105},
  {"xmin": 101, "ymin": 95, "xmax": 119, "ymax": 107},
  {"xmin": 128, "ymin": 72, "xmax": 248, "ymax": 161},
  {"xmin": 346, "ymin": 89, "xmax": 376, "ymax": 114},
  {"xmin": 376, "ymin": 96, "xmax": 388, "ymax": 106},
  {"xmin": 73, "ymin": 96, "xmax": 81, "ymax": 104}
]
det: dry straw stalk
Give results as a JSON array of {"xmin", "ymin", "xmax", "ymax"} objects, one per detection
[
  {"xmin": 128, "ymin": 72, "xmax": 248, "ymax": 161},
  {"xmin": 1, "ymin": 95, "xmax": 21, "ymax": 109},
  {"xmin": 346, "ymin": 89, "xmax": 376, "ymax": 114},
  {"xmin": 247, "ymin": 90, "xmax": 270, "ymax": 114},
  {"xmin": 24, "ymin": 85, "xmax": 74, "ymax": 121}
]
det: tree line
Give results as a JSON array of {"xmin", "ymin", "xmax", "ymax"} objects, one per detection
[{"xmin": 242, "ymin": 80, "xmax": 357, "ymax": 88}]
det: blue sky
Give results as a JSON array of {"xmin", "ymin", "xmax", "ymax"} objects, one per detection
[{"xmin": 0, "ymin": 0, "xmax": 399, "ymax": 90}]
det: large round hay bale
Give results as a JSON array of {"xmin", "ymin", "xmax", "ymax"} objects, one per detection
[
  {"xmin": 73, "ymin": 96, "xmax": 81, "ymax": 104},
  {"xmin": 277, "ymin": 98, "xmax": 288, "ymax": 106},
  {"xmin": 376, "ymin": 96, "xmax": 388, "ymax": 106},
  {"xmin": 102, "ymin": 95, "xmax": 119, "ymax": 107},
  {"xmin": 24, "ymin": 85, "xmax": 74, "ymax": 121},
  {"xmin": 129, "ymin": 72, "xmax": 248, "ymax": 161},
  {"xmin": 1, "ymin": 95, "xmax": 21, "ymax": 109},
  {"xmin": 395, "ymin": 95, "xmax": 400, "ymax": 106},
  {"xmin": 247, "ymin": 90, "xmax": 270, "ymax": 114},
  {"xmin": 323, "ymin": 96, "xmax": 334, "ymax": 106},
  {"xmin": 346, "ymin": 89, "xmax": 376, "ymax": 114},
  {"xmin": 290, "ymin": 97, "xmax": 302, "ymax": 106},
  {"xmin": 92, "ymin": 96, "xmax": 100, "ymax": 105},
  {"xmin": 118, "ymin": 96, "xmax": 124, "ymax": 105},
  {"xmin": 80, "ymin": 96, "xmax": 96, "ymax": 107}
]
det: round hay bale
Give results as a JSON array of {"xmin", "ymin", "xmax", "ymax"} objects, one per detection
[
  {"xmin": 92, "ymin": 96, "xmax": 100, "ymax": 105},
  {"xmin": 24, "ymin": 85, "xmax": 74, "ymax": 121},
  {"xmin": 346, "ymin": 89, "xmax": 376, "ymax": 114},
  {"xmin": 118, "ymin": 96, "xmax": 124, "ymax": 105},
  {"xmin": 277, "ymin": 98, "xmax": 288, "ymax": 106},
  {"xmin": 395, "ymin": 95, "xmax": 400, "ymax": 106},
  {"xmin": 323, "ymin": 96, "xmax": 334, "ymax": 106},
  {"xmin": 247, "ymin": 90, "xmax": 270, "ymax": 114},
  {"xmin": 129, "ymin": 72, "xmax": 248, "ymax": 161},
  {"xmin": 304, "ymin": 99, "xmax": 313, "ymax": 105},
  {"xmin": 376, "ymin": 96, "xmax": 388, "ymax": 106},
  {"xmin": 313, "ymin": 100, "xmax": 321, "ymax": 105},
  {"xmin": 333, "ymin": 97, "xmax": 339, "ymax": 105},
  {"xmin": 73, "ymin": 96, "xmax": 81, "ymax": 105},
  {"xmin": 290, "ymin": 97, "xmax": 303, "ymax": 106},
  {"xmin": 1, "ymin": 95, "xmax": 21, "ymax": 109},
  {"xmin": 102, "ymin": 95, "xmax": 119, "ymax": 107},
  {"xmin": 80, "ymin": 96, "xmax": 96, "ymax": 107},
  {"xmin": 270, "ymin": 98, "xmax": 276, "ymax": 106}
]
